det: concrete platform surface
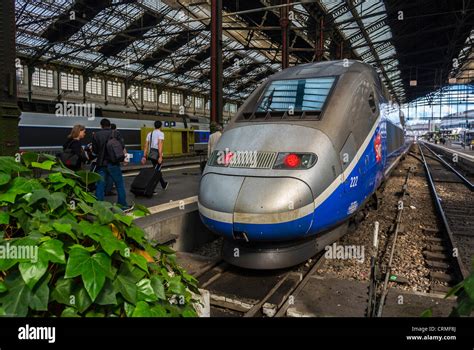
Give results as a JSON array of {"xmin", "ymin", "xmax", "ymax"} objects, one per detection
[
  {"xmin": 176, "ymin": 252, "xmax": 218, "ymax": 276},
  {"xmin": 382, "ymin": 289, "xmax": 456, "ymax": 317},
  {"xmin": 104, "ymin": 163, "xmax": 201, "ymax": 210},
  {"xmin": 287, "ymin": 276, "xmax": 369, "ymax": 317},
  {"xmin": 426, "ymin": 142, "xmax": 474, "ymax": 160}
]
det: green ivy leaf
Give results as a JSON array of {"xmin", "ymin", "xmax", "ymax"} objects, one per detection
[
  {"xmin": 31, "ymin": 160, "xmax": 56, "ymax": 170},
  {"xmin": 0, "ymin": 271, "xmax": 31, "ymax": 316},
  {"xmin": 19, "ymin": 256, "xmax": 48, "ymax": 289},
  {"xmin": 168, "ymin": 276, "xmax": 186, "ymax": 295},
  {"xmin": 51, "ymin": 278, "xmax": 92, "ymax": 313},
  {"xmin": 0, "ymin": 172, "xmax": 11, "ymax": 186},
  {"xmin": 113, "ymin": 262, "xmax": 143, "ymax": 305},
  {"xmin": 28, "ymin": 273, "xmax": 51, "ymax": 311},
  {"xmin": 95, "ymin": 279, "xmax": 117, "ymax": 306},
  {"xmin": 77, "ymin": 171, "xmax": 102, "ymax": 185},
  {"xmin": 65, "ymin": 247, "xmax": 114, "ymax": 301},
  {"xmin": 150, "ymin": 304, "xmax": 167, "ymax": 317},
  {"xmin": 421, "ymin": 308, "xmax": 432, "ymax": 317},
  {"xmin": 131, "ymin": 210, "xmax": 146, "ymax": 218},
  {"xmin": 53, "ymin": 222, "xmax": 73, "ymax": 235},
  {"xmin": 48, "ymin": 192, "xmax": 67, "ymax": 212},
  {"xmin": 150, "ymin": 275, "xmax": 166, "ymax": 300},
  {"xmin": 78, "ymin": 202, "xmax": 94, "ymax": 214},
  {"xmin": 124, "ymin": 301, "xmax": 135, "ymax": 317},
  {"xmin": 130, "ymin": 253, "xmax": 149, "ymax": 272},
  {"xmin": 28, "ymin": 189, "xmax": 50, "ymax": 203},
  {"xmin": 99, "ymin": 232, "xmax": 128, "ymax": 257},
  {"xmin": 93, "ymin": 202, "xmax": 115, "ymax": 224},
  {"xmin": 39, "ymin": 153, "xmax": 57, "ymax": 161},
  {"xmin": 39, "ymin": 223, "xmax": 53, "ymax": 234},
  {"xmin": 61, "ymin": 307, "xmax": 81, "ymax": 317},
  {"xmin": 131, "ymin": 301, "xmax": 152, "ymax": 317},
  {"xmin": 85, "ymin": 310, "xmax": 105, "ymax": 317},
  {"xmin": 0, "ymin": 192, "xmax": 17, "ymax": 203},
  {"xmin": 0, "ymin": 237, "xmax": 37, "ymax": 271},
  {"xmin": 182, "ymin": 305, "xmax": 197, "ymax": 317},
  {"xmin": 157, "ymin": 244, "xmax": 175, "ymax": 255},
  {"xmin": 114, "ymin": 213, "xmax": 133, "ymax": 226},
  {"xmin": 52, "ymin": 165, "xmax": 79, "ymax": 178},
  {"xmin": 48, "ymin": 173, "xmax": 76, "ymax": 187},
  {"xmin": 40, "ymin": 239, "xmax": 66, "ymax": 264},
  {"xmin": 125, "ymin": 226, "xmax": 145, "ymax": 245},
  {"xmin": 0, "ymin": 211, "xmax": 10, "ymax": 225},
  {"xmin": 0, "ymin": 157, "xmax": 29, "ymax": 174},
  {"xmin": 8, "ymin": 177, "xmax": 43, "ymax": 195},
  {"xmin": 136, "ymin": 279, "xmax": 157, "ymax": 302},
  {"xmin": 0, "ymin": 281, "xmax": 7, "ymax": 293},
  {"xmin": 133, "ymin": 203, "xmax": 150, "ymax": 215},
  {"xmin": 464, "ymin": 275, "xmax": 474, "ymax": 300},
  {"xmin": 20, "ymin": 152, "xmax": 40, "ymax": 167}
]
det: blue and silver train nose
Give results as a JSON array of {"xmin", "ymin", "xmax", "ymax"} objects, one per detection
[{"xmin": 198, "ymin": 173, "xmax": 315, "ymax": 241}]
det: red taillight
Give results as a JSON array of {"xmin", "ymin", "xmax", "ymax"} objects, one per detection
[
  {"xmin": 284, "ymin": 153, "xmax": 300, "ymax": 168},
  {"xmin": 224, "ymin": 152, "xmax": 234, "ymax": 166}
]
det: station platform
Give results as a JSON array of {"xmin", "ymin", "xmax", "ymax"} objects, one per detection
[
  {"xmin": 285, "ymin": 275, "xmax": 456, "ymax": 317},
  {"xmin": 425, "ymin": 141, "xmax": 474, "ymax": 160},
  {"xmin": 112, "ymin": 163, "xmax": 201, "ymax": 210},
  {"xmin": 103, "ymin": 160, "xmax": 218, "ymax": 256}
]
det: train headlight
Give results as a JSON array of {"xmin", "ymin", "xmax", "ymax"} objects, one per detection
[{"xmin": 273, "ymin": 152, "xmax": 317, "ymax": 169}]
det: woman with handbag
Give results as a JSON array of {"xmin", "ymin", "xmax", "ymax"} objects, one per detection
[
  {"xmin": 60, "ymin": 124, "xmax": 88, "ymax": 170},
  {"xmin": 141, "ymin": 120, "xmax": 168, "ymax": 191}
]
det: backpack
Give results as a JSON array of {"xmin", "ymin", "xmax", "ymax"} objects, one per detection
[
  {"xmin": 58, "ymin": 140, "xmax": 79, "ymax": 169},
  {"xmin": 106, "ymin": 130, "xmax": 125, "ymax": 163}
]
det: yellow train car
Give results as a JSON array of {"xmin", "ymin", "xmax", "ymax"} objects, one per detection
[{"xmin": 140, "ymin": 127, "xmax": 195, "ymax": 157}]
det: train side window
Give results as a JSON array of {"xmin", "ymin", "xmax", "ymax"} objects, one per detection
[{"xmin": 368, "ymin": 93, "xmax": 377, "ymax": 114}]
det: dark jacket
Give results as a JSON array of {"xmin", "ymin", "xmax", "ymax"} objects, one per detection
[
  {"xmin": 92, "ymin": 128, "xmax": 125, "ymax": 166},
  {"xmin": 63, "ymin": 139, "xmax": 88, "ymax": 170}
]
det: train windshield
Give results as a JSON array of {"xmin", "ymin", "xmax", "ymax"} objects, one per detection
[{"xmin": 257, "ymin": 77, "xmax": 335, "ymax": 113}]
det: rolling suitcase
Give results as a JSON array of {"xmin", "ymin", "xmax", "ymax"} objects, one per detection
[{"xmin": 130, "ymin": 164, "xmax": 162, "ymax": 198}]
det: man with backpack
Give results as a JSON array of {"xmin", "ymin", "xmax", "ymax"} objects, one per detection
[{"xmin": 92, "ymin": 118, "xmax": 132, "ymax": 211}]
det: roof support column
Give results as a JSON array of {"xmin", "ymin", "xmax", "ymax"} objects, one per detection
[
  {"xmin": 210, "ymin": 0, "xmax": 223, "ymax": 125},
  {"xmin": 280, "ymin": 0, "xmax": 290, "ymax": 69},
  {"xmin": 0, "ymin": 0, "xmax": 21, "ymax": 155},
  {"xmin": 318, "ymin": 17, "xmax": 324, "ymax": 61}
]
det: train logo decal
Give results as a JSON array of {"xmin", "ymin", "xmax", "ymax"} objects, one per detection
[
  {"xmin": 374, "ymin": 131, "xmax": 382, "ymax": 163},
  {"xmin": 347, "ymin": 201, "xmax": 358, "ymax": 214}
]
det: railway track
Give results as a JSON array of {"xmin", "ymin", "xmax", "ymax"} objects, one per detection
[
  {"xmin": 194, "ymin": 254, "xmax": 326, "ymax": 317},
  {"xmin": 417, "ymin": 142, "xmax": 473, "ymax": 291}
]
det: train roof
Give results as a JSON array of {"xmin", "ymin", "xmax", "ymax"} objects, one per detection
[{"xmin": 267, "ymin": 60, "xmax": 380, "ymax": 84}]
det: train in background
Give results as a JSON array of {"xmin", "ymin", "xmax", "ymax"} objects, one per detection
[
  {"xmin": 198, "ymin": 60, "xmax": 411, "ymax": 270},
  {"xmin": 18, "ymin": 111, "xmax": 210, "ymax": 155}
]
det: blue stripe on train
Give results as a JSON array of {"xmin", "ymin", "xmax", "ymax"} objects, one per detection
[{"xmin": 200, "ymin": 121, "xmax": 401, "ymax": 241}]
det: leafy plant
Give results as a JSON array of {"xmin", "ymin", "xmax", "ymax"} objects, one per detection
[
  {"xmin": 445, "ymin": 259, "xmax": 474, "ymax": 317},
  {"xmin": 0, "ymin": 153, "xmax": 199, "ymax": 317}
]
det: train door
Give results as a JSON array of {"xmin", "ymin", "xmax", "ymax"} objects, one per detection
[{"xmin": 340, "ymin": 132, "xmax": 358, "ymax": 194}]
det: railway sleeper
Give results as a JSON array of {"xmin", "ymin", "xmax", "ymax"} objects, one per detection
[
  {"xmin": 423, "ymin": 251, "xmax": 449, "ymax": 261},
  {"xmin": 424, "ymin": 237, "xmax": 444, "ymax": 243},
  {"xmin": 425, "ymin": 260, "xmax": 451, "ymax": 269},
  {"xmin": 430, "ymin": 271, "xmax": 456, "ymax": 283}
]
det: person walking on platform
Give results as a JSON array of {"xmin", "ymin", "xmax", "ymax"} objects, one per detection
[
  {"xmin": 141, "ymin": 120, "xmax": 168, "ymax": 191},
  {"xmin": 92, "ymin": 118, "xmax": 132, "ymax": 211},
  {"xmin": 60, "ymin": 124, "xmax": 89, "ymax": 170},
  {"xmin": 208, "ymin": 123, "xmax": 223, "ymax": 157},
  {"xmin": 105, "ymin": 123, "xmax": 126, "ymax": 196}
]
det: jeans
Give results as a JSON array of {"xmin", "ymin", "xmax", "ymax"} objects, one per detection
[
  {"xmin": 105, "ymin": 173, "xmax": 114, "ymax": 193},
  {"xmin": 96, "ymin": 164, "xmax": 128, "ymax": 207},
  {"xmin": 151, "ymin": 159, "xmax": 167, "ymax": 188}
]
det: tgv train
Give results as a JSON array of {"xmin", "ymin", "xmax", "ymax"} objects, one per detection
[
  {"xmin": 18, "ymin": 111, "xmax": 209, "ymax": 153},
  {"xmin": 198, "ymin": 60, "xmax": 409, "ymax": 269}
]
